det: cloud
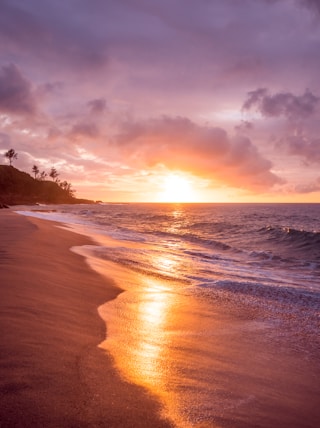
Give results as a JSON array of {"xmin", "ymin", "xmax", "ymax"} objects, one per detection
[
  {"xmin": 298, "ymin": 0, "xmax": 320, "ymax": 15},
  {"xmin": 113, "ymin": 116, "xmax": 283, "ymax": 190},
  {"xmin": 70, "ymin": 122, "xmax": 100, "ymax": 139},
  {"xmin": 263, "ymin": 0, "xmax": 320, "ymax": 16},
  {"xmin": 0, "ymin": 64, "xmax": 37, "ymax": 115},
  {"xmin": 0, "ymin": 132, "xmax": 11, "ymax": 149},
  {"xmin": 243, "ymin": 88, "xmax": 320, "ymax": 165},
  {"xmin": 0, "ymin": 0, "xmax": 108, "ymax": 70},
  {"xmin": 235, "ymin": 120, "xmax": 254, "ymax": 132},
  {"xmin": 38, "ymin": 81, "xmax": 64, "ymax": 95},
  {"xmin": 293, "ymin": 177, "xmax": 320, "ymax": 194},
  {"xmin": 282, "ymin": 135, "xmax": 320, "ymax": 163},
  {"xmin": 87, "ymin": 98, "xmax": 107, "ymax": 114},
  {"xmin": 0, "ymin": 0, "xmax": 318, "ymax": 200},
  {"xmin": 242, "ymin": 88, "xmax": 320, "ymax": 120}
]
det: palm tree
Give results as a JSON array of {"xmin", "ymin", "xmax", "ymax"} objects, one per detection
[
  {"xmin": 39, "ymin": 171, "xmax": 47, "ymax": 181},
  {"xmin": 4, "ymin": 149, "xmax": 18, "ymax": 166},
  {"xmin": 49, "ymin": 167, "xmax": 59, "ymax": 182},
  {"xmin": 32, "ymin": 165, "xmax": 40, "ymax": 179},
  {"xmin": 60, "ymin": 180, "xmax": 74, "ymax": 196}
]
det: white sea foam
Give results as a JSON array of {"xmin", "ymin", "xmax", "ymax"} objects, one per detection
[{"xmin": 15, "ymin": 203, "xmax": 320, "ymax": 299}]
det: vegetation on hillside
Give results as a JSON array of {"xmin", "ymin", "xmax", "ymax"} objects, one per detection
[
  {"xmin": 1, "ymin": 149, "xmax": 94, "ymax": 205},
  {"xmin": 4, "ymin": 149, "xmax": 18, "ymax": 166}
]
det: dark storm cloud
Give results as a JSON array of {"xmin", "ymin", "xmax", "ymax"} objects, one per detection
[
  {"xmin": 242, "ymin": 88, "xmax": 320, "ymax": 120},
  {"xmin": 114, "ymin": 116, "xmax": 283, "ymax": 190},
  {"xmin": 0, "ymin": 64, "xmax": 37, "ymax": 115}
]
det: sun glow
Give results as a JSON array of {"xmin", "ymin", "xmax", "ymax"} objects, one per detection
[{"xmin": 158, "ymin": 173, "xmax": 198, "ymax": 203}]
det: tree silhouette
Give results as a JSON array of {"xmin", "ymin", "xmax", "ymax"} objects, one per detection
[
  {"xmin": 39, "ymin": 171, "xmax": 47, "ymax": 181},
  {"xmin": 60, "ymin": 180, "xmax": 75, "ymax": 197},
  {"xmin": 32, "ymin": 165, "xmax": 40, "ymax": 179},
  {"xmin": 60, "ymin": 180, "xmax": 69, "ymax": 190},
  {"xmin": 49, "ymin": 167, "xmax": 59, "ymax": 182},
  {"xmin": 4, "ymin": 149, "xmax": 18, "ymax": 166}
]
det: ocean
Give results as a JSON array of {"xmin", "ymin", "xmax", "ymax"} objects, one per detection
[{"xmin": 16, "ymin": 203, "xmax": 320, "ymax": 427}]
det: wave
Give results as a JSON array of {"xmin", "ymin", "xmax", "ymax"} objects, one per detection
[
  {"xmin": 149, "ymin": 229, "xmax": 233, "ymax": 252},
  {"xmin": 259, "ymin": 226, "xmax": 320, "ymax": 259},
  {"xmin": 199, "ymin": 279, "xmax": 320, "ymax": 316},
  {"xmin": 188, "ymin": 221, "xmax": 239, "ymax": 234},
  {"xmin": 87, "ymin": 245, "xmax": 189, "ymax": 284}
]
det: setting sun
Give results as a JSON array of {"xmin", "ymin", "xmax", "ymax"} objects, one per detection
[{"xmin": 158, "ymin": 173, "xmax": 198, "ymax": 203}]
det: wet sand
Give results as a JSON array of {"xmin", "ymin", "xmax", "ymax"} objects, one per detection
[
  {"xmin": 1, "ymin": 210, "xmax": 319, "ymax": 428},
  {"xmin": 75, "ymin": 237, "xmax": 320, "ymax": 428},
  {"xmin": 0, "ymin": 211, "xmax": 173, "ymax": 427}
]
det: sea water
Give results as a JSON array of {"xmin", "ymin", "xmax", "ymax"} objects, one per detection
[{"xmin": 16, "ymin": 203, "xmax": 320, "ymax": 427}]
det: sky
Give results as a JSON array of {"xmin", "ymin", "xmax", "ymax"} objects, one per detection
[{"xmin": 0, "ymin": 0, "xmax": 320, "ymax": 202}]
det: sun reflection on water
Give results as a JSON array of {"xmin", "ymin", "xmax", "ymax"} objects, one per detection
[
  {"xmin": 153, "ymin": 254, "xmax": 180, "ymax": 273},
  {"xmin": 97, "ymin": 252, "xmax": 183, "ymax": 397},
  {"xmin": 79, "ymin": 228, "xmax": 210, "ymax": 427},
  {"xmin": 164, "ymin": 207, "xmax": 187, "ymax": 235},
  {"xmin": 129, "ymin": 285, "xmax": 173, "ymax": 385},
  {"xmin": 138, "ymin": 288, "xmax": 168, "ymax": 325}
]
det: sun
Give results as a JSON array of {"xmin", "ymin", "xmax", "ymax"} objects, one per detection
[{"xmin": 158, "ymin": 173, "xmax": 197, "ymax": 202}]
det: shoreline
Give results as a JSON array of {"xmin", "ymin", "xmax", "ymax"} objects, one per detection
[
  {"xmin": 0, "ymin": 211, "xmax": 173, "ymax": 427},
  {"xmin": 2, "ymin": 208, "xmax": 320, "ymax": 427},
  {"xmin": 69, "ymin": 217, "xmax": 320, "ymax": 428}
]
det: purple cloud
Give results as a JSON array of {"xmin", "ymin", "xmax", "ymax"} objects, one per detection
[
  {"xmin": 294, "ymin": 177, "xmax": 320, "ymax": 194},
  {"xmin": 0, "ymin": 0, "xmax": 108, "ymax": 70},
  {"xmin": 299, "ymin": 0, "xmax": 320, "ymax": 15},
  {"xmin": 87, "ymin": 98, "xmax": 107, "ymax": 114},
  {"xmin": 0, "ymin": 64, "xmax": 37, "ymax": 115},
  {"xmin": 0, "ymin": 132, "xmax": 11, "ymax": 147},
  {"xmin": 70, "ymin": 122, "xmax": 100, "ymax": 139},
  {"xmin": 0, "ymin": 0, "xmax": 319, "ymax": 199},
  {"xmin": 283, "ymin": 135, "xmax": 320, "ymax": 164},
  {"xmin": 235, "ymin": 120, "xmax": 254, "ymax": 132},
  {"xmin": 242, "ymin": 88, "xmax": 320, "ymax": 120},
  {"xmin": 263, "ymin": 0, "xmax": 320, "ymax": 16}
]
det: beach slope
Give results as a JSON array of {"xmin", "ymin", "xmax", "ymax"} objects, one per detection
[{"xmin": 0, "ymin": 211, "xmax": 172, "ymax": 427}]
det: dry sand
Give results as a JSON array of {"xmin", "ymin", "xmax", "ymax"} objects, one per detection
[{"xmin": 0, "ymin": 211, "xmax": 173, "ymax": 428}]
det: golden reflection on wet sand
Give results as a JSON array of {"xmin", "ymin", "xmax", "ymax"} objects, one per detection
[
  {"xmin": 93, "ymin": 255, "xmax": 219, "ymax": 427},
  {"xmin": 87, "ymin": 239, "xmax": 225, "ymax": 428},
  {"xmin": 73, "ymin": 231, "xmax": 320, "ymax": 428},
  {"xmin": 125, "ymin": 280, "xmax": 174, "ymax": 388},
  {"xmin": 92, "ymin": 250, "xmax": 183, "ymax": 404}
]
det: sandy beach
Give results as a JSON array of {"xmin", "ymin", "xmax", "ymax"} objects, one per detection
[
  {"xmin": 0, "ymin": 211, "xmax": 173, "ymax": 427},
  {"xmin": 1, "ymin": 208, "xmax": 320, "ymax": 428}
]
